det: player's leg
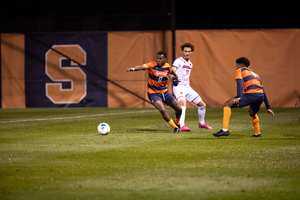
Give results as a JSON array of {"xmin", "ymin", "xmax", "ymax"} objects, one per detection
[
  {"xmin": 248, "ymin": 96, "xmax": 263, "ymax": 137},
  {"xmin": 178, "ymin": 99, "xmax": 186, "ymax": 125},
  {"xmin": 161, "ymin": 91, "xmax": 182, "ymax": 133},
  {"xmin": 166, "ymin": 92, "xmax": 182, "ymax": 132},
  {"xmin": 196, "ymin": 100, "xmax": 212, "ymax": 130},
  {"xmin": 213, "ymin": 97, "xmax": 239, "ymax": 137},
  {"xmin": 153, "ymin": 100, "xmax": 178, "ymax": 131},
  {"xmin": 173, "ymin": 85, "xmax": 190, "ymax": 131},
  {"xmin": 223, "ymin": 97, "xmax": 241, "ymax": 129},
  {"xmin": 249, "ymin": 107, "xmax": 261, "ymax": 137},
  {"xmin": 153, "ymin": 100, "xmax": 171, "ymax": 121},
  {"xmin": 169, "ymin": 98, "xmax": 182, "ymax": 126},
  {"xmin": 187, "ymin": 89, "xmax": 212, "ymax": 130},
  {"xmin": 148, "ymin": 93, "xmax": 178, "ymax": 132},
  {"xmin": 178, "ymin": 99, "xmax": 191, "ymax": 131}
]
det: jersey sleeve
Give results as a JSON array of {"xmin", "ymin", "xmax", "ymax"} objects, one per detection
[
  {"xmin": 172, "ymin": 59, "xmax": 180, "ymax": 68},
  {"xmin": 235, "ymin": 69, "xmax": 242, "ymax": 80},
  {"xmin": 263, "ymin": 88, "xmax": 271, "ymax": 109},
  {"xmin": 236, "ymin": 79, "xmax": 243, "ymax": 98},
  {"xmin": 143, "ymin": 61, "xmax": 155, "ymax": 70},
  {"xmin": 166, "ymin": 63, "xmax": 172, "ymax": 73}
]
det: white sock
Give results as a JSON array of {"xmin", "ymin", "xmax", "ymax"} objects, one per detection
[
  {"xmin": 180, "ymin": 106, "xmax": 186, "ymax": 126},
  {"xmin": 198, "ymin": 105, "xmax": 206, "ymax": 125},
  {"xmin": 222, "ymin": 129, "xmax": 228, "ymax": 132}
]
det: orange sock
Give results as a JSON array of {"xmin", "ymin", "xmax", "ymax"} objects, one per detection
[
  {"xmin": 175, "ymin": 117, "xmax": 181, "ymax": 126},
  {"xmin": 251, "ymin": 114, "xmax": 260, "ymax": 135},
  {"xmin": 168, "ymin": 119, "xmax": 178, "ymax": 129},
  {"xmin": 223, "ymin": 107, "xmax": 231, "ymax": 130}
]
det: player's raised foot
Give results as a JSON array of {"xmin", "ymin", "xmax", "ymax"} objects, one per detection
[
  {"xmin": 180, "ymin": 125, "xmax": 191, "ymax": 132},
  {"xmin": 198, "ymin": 123, "xmax": 213, "ymax": 130},
  {"xmin": 251, "ymin": 134, "xmax": 262, "ymax": 137},
  {"xmin": 173, "ymin": 127, "xmax": 180, "ymax": 133},
  {"xmin": 213, "ymin": 129, "xmax": 229, "ymax": 137}
]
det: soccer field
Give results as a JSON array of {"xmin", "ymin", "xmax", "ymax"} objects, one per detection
[{"xmin": 0, "ymin": 107, "xmax": 299, "ymax": 200}]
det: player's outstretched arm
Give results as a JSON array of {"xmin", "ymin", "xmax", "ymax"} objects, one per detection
[{"xmin": 126, "ymin": 65, "xmax": 145, "ymax": 72}]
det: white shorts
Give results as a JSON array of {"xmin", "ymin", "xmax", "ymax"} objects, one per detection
[{"xmin": 173, "ymin": 85, "xmax": 202, "ymax": 104}]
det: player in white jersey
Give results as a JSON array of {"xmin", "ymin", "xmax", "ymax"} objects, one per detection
[{"xmin": 172, "ymin": 43, "xmax": 213, "ymax": 131}]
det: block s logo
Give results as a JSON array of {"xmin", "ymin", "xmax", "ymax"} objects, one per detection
[{"xmin": 45, "ymin": 45, "xmax": 87, "ymax": 104}]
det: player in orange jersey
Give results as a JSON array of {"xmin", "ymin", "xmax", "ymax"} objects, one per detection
[
  {"xmin": 213, "ymin": 57, "xmax": 274, "ymax": 137},
  {"xmin": 126, "ymin": 51, "xmax": 182, "ymax": 133}
]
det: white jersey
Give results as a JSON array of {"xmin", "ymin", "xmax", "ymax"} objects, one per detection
[{"xmin": 172, "ymin": 57, "xmax": 192, "ymax": 86}]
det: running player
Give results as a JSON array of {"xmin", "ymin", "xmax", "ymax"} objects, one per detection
[
  {"xmin": 172, "ymin": 43, "xmax": 212, "ymax": 132},
  {"xmin": 126, "ymin": 51, "xmax": 182, "ymax": 133},
  {"xmin": 213, "ymin": 57, "xmax": 274, "ymax": 137}
]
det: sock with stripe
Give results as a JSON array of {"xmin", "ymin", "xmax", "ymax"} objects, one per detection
[
  {"xmin": 175, "ymin": 117, "xmax": 181, "ymax": 127},
  {"xmin": 168, "ymin": 119, "xmax": 178, "ymax": 129}
]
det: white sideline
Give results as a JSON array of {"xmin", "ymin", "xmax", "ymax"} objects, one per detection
[{"xmin": 0, "ymin": 110, "xmax": 157, "ymax": 124}]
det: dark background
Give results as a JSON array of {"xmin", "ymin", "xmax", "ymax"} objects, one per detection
[{"xmin": 1, "ymin": 0, "xmax": 299, "ymax": 33}]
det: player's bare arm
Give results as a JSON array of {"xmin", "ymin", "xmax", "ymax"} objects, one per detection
[
  {"xmin": 171, "ymin": 66, "xmax": 177, "ymax": 73},
  {"xmin": 170, "ymin": 68, "xmax": 180, "ymax": 86},
  {"xmin": 171, "ymin": 66, "xmax": 178, "ymax": 79},
  {"xmin": 267, "ymin": 109, "xmax": 274, "ymax": 117},
  {"xmin": 170, "ymin": 68, "xmax": 178, "ymax": 79},
  {"xmin": 126, "ymin": 65, "xmax": 145, "ymax": 72}
]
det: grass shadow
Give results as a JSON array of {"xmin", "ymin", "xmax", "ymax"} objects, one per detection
[
  {"xmin": 188, "ymin": 137, "xmax": 300, "ymax": 140},
  {"xmin": 187, "ymin": 137, "xmax": 240, "ymax": 140},
  {"xmin": 130, "ymin": 128, "xmax": 165, "ymax": 132},
  {"xmin": 258, "ymin": 138, "xmax": 300, "ymax": 140}
]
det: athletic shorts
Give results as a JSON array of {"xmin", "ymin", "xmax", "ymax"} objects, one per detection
[
  {"xmin": 148, "ymin": 90, "xmax": 175, "ymax": 106},
  {"xmin": 238, "ymin": 93, "xmax": 264, "ymax": 113},
  {"xmin": 173, "ymin": 85, "xmax": 201, "ymax": 104}
]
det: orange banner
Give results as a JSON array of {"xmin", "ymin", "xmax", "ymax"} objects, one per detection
[
  {"xmin": 1, "ymin": 34, "xmax": 25, "ymax": 108},
  {"xmin": 1, "ymin": 29, "xmax": 299, "ymax": 108},
  {"xmin": 107, "ymin": 31, "xmax": 167, "ymax": 108},
  {"xmin": 108, "ymin": 29, "xmax": 300, "ymax": 108}
]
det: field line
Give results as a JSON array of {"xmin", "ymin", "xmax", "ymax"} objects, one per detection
[{"xmin": 0, "ymin": 110, "xmax": 157, "ymax": 124}]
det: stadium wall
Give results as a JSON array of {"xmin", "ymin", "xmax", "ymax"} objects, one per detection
[{"xmin": 1, "ymin": 29, "xmax": 299, "ymax": 108}]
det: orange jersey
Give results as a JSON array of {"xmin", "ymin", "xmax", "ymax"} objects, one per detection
[
  {"xmin": 235, "ymin": 67, "xmax": 263, "ymax": 93},
  {"xmin": 143, "ymin": 61, "xmax": 172, "ymax": 94}
]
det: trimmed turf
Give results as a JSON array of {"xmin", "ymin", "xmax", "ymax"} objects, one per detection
[{"xmin": 0, "ymin": 107, "xmax": 299, "ymax": 200}]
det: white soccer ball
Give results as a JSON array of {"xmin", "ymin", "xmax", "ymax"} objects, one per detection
[{"xmin": 97, "ymin": 123, "xmax": 110, "ymax": 135}]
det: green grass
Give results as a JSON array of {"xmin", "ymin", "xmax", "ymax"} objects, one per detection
[{"xmin": 0, "ymin": 107, "xmax": 299, "ymax": 200}]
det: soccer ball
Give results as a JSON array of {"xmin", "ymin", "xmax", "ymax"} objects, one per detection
[{"xmin": 97, "ymin": 123, "xmax": 110, "ymax": 135}]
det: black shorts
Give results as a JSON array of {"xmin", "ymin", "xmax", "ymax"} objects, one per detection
[
  {"xmin": 238, "ymin": 93, "xmax": 264, "ymax": 113},
  {"xmin": 148, "ymin": 91, "xmax": 175, "ymax": 106}
]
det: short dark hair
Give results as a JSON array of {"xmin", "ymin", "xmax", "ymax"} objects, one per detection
[
  {"xmin": 157, "ymin": 51, "xmax": 167, "ymax": 58},
  {"xmin": 236, "ymin": 57, "xmax": 250, "ymax": 67},
  {"xmin": 181, "ymin": 43, "xmax": 194, "ymax": 51}
]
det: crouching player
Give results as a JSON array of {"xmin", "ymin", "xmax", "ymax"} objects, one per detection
[{"xmin": 213, "ymin": 57, "xmax": 274, "ymax": 137}]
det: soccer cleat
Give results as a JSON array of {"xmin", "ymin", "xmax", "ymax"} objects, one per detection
[
  {"xmin": 251, "ymin": 134, "xmax": 262, "ymax": 137},
  {"xmin": 198, "ymin": 123, "xmax": 213, "ymax": 130},
  {"xmin": 180, "ymin": 125, "xmax": 191, "ymax": 132},
  {"xmin": 213, "ymin": 129, "xmax": 229, "ymax": 137},
  {"xmin": 173, "ymin": 127, "xmax": 180, "ymax": 133}
]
